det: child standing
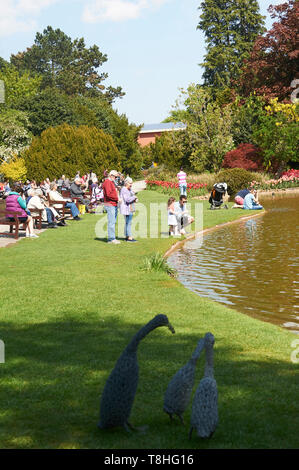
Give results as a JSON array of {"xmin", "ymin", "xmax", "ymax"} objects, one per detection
[{"xmin": 167, "ymin": 197, "xmax": 178, "ymax": 236}]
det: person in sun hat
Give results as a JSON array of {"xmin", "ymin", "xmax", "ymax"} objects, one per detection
[
  {"xmin": 119, "ymin": 177, "xmax": 138, "ymax": 242},
  {"xmin": 102, "ymin": 170, "xmax": 121, "ymax": 244}
]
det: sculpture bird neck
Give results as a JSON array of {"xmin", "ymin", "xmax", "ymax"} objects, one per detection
[
  {"xmin": 204, "ymin": 342, "xmax": 214, "ymax": 379},
  {"xmin": 126, "ymin": 316, "xmax": 169, "ymax": 353},
  {"xmin": 190, "ymin": 338, "xmax": 205, "ymax": 365}
]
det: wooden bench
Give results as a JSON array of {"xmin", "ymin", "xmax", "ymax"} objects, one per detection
[
  {"xmin": 47, "ymin": 194, "xmax": 82, "ymax": 218},
  {"xmin": 61, "ymin": 190, "xmax": 84, "ymax": 209},
  {"xmin": 27, "ymin": 208, "xmax": 43, "ymax": 229},
  {"xmin": 48, "ymin": 192, "xmax": 89, "ymax": 217},
  {"xmin": 0, "ymin": 210, "xmax": 23, "ymax": 239},
  {"xmin": 47, "ymin": 195, "xmax": 72, "ymax": 218}
]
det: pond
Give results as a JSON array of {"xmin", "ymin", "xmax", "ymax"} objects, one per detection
[{"xmin": 168, "ymin": 193, "xmax": 299, "ymax": 334}]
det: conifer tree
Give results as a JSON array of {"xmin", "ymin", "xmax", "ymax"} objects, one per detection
[
  {"xmin": 11, "ymin": 26, "xmax": 124, "ymax": 102},
  {"xmin": 24, "ymin": 124, "xmax": 122, "ymax": 181},
  {"xmin": 197, "ymin": 0, "xmax": 265, "ymax": 88}
]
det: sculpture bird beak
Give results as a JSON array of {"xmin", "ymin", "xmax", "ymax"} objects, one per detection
[{"xmin": 167, "ymin": 322, "xmax": 175, "ymax": 334}]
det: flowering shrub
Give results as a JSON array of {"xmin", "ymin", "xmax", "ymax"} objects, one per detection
[
  {"xmin": 252, "ymin": 99, "xmax": 299, "ymax": 169},
  {"xmin": 222, "ymin": 143, "xmax": 264, "ymax": 171},
  {"xmin": 0, "ymin": 156, "xmax": 27, "ymax": 181},
  {"xmin": 146, "ymin": 180, "xmax": 207, "ymax": 197}
]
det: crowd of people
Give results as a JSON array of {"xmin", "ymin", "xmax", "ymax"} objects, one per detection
[
  {"xmin": 0, "ymin": 167, "xmax": 263, "ymax": 243},
  {"xmin": 0, "ymin": 169, "xmax": 140, "ymax": 242}
]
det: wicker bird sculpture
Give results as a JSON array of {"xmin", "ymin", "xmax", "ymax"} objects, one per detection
[
  {"xmin": 98, "ymin": 314, "xmax": 175, "ymax": 432},
  {"xmin": 163, "ymin": 337, "xmax": 205, "ymax": 424},
  {"xmin": 189, "ymin": 332, "xmax": 218, "ymax": 439}
]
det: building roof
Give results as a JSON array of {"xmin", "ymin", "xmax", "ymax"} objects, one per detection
[{"xmin": 139, "ymin": 122, "xmax": 186, "ymax": 134}]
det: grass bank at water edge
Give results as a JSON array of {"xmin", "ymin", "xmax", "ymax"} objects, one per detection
[{"xmin": 0, "ymin": 190, "xmax": 298, "ymax": 449}]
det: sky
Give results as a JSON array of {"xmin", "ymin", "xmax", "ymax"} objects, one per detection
[{"xmin": 0, "ymin": 0, "xmax": 283, "ymax": 126}]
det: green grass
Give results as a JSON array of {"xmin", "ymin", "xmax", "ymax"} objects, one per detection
[{"xmin": 0, "ymin": 190, "xmax": 298, "ymax": 449}]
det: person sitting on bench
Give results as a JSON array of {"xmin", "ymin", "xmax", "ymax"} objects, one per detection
[
  {"xmin": 5, "ymin": 183, "xmax": 38, "ymax": 238},
  {"xmin": 48, "ymin": 182, "xmax": 81, "ymax": 220}
]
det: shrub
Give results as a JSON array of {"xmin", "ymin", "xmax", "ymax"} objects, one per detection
[
  {"xmin": 222, "ymin": 143, "xmax": 264, "ymax": 171},
  {"xmin": 216, "ymin": 168, "xmax": 254, "ymax": 195},
  {"xmin": 0, "ymin": 157, "xmax": 27, "ymax": 181},
  {"xmin": 143, "ymin": 165, "xmax": 177, "ymax": 181},
  {"xmin": 252, "ymin": 99, "xmax": 299, "ymax": 170},
  {"xmin": 24, "ymin": 123, "xmax": 121, "ymax": 181}
]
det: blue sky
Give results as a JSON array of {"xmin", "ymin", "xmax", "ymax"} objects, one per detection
[{"xmin": 0, "ymin": 0, "xmax": 282, "ymax": 126}]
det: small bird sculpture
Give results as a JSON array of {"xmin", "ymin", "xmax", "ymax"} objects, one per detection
[
  {"xmin": 98, "ymin": 314, "xmax": 175, "ymax": 432},
  {"xmin": 163, "ymin": 337, "xmax": 205, "ymax": 424},
  {"xmin": 189, "ymin": 332, "xmax": 218, "ymax": 439}
]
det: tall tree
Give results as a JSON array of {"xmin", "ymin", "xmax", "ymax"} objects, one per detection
[
  {"xmin": 197, "ymin": 0, "xmax": 265, "ymax": 88},
  {"xmin": 166, "ymin": 84, "xmax": 234, "ymax": 172},
  {"xmin": 11, "ymin": 26, "xmax": 124, "ymax": 102},
  {"xmin": 0, "ymin": 109, "xmax": 32, "ymax": 163},
  {"xmin": 236, "ymin": 0, "xmax": 299, "ymax": 101},
  {"xmin": 0, "ymin": 64, "xmax": 41, "ymax": 108}
]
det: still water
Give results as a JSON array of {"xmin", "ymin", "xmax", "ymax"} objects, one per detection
[{"xmin": 168, "ymin": 194, "xmax": 299, "ymax": 334}]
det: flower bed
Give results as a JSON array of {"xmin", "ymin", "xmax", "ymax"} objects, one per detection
[
  {"xmin": 145, "ymin": 180, "xmax": 208, "ymax": 197},
  {"xmin": 251, "ymin": 170, "xmax": 299, "ymax": 191},
  {"xmin": 281, "ymin": 169, "xmax": 299, "ymax": 179}
]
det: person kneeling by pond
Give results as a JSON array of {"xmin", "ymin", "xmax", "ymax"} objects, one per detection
[
  {"xmin": 243, "ymin": 188, "xmax": 263, "ymax": 210},
  {"xmin": 174, "ymin": 195, "xmax": 194, "ymax": 235},
  {"xmin": 232, "ymin": 188, "xmax": 251, "ymax": 208}
]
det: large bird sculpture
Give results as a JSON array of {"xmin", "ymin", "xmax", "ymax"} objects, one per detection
[
  {"xmin": 189, "ymin": 332, "xmax": 218, "ymax": 439},
  {"xmin": 98, "ymin": 314, "xmax": 175, "ymax": 432},
  {"xmin": 163, "ymin": 337, "xmax": 205, "ymax": 424}
]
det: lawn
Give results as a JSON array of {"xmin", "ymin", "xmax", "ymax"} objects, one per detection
[{"xmin": 0, "ymin": 190, "xmax": 298, "ymax": 449}]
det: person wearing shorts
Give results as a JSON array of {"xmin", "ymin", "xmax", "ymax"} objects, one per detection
[{"xmin": 235, "ymin": 188, "xmax": 250, "ymax": 206}]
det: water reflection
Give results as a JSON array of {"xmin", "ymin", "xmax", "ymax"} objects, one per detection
[{"xmin": 168, "ymin": 195, "xmax": 299, "ymax": 334}]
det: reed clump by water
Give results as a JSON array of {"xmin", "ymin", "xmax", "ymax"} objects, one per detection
[{"xmin": 141, "ymin": 252, "xmax": 177, "ymax": 277}]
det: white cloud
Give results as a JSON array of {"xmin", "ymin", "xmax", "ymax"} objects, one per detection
[
  {"xmin": 0, "ymin": 0, "xmax": 60, "ymax": 37},
  {"xmin": 82, "ymin": 0, "xmax": 171, "ymax": 24}
]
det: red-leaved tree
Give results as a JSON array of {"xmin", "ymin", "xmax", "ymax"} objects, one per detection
[
  {"xmin": 222, "ymin": 143, "xmax": 264, "ymax": 171},
  {"xmin": 236, "ymin": 0, "xmax": 299, "ymax": 102}
]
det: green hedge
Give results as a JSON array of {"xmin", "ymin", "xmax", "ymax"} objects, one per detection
[{"xmin": 24, "ymin": 123, "xmax": 121, "ymax": 181}]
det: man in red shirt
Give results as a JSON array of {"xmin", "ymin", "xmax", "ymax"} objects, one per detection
[{"xmin": 102, "ymin": 170, "xmax": 120, "ymax": 244}]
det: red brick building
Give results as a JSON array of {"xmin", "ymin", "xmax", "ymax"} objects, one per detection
[{"xmin": 137, "ymin": 122, "xmax": 186, "ymax": 147}]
